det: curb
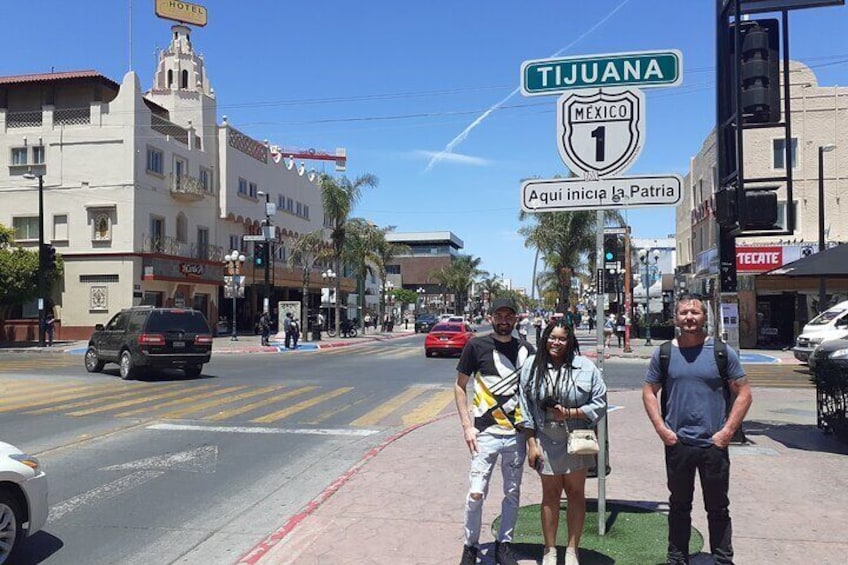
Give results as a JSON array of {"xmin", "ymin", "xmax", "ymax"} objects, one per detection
[{"xmin": 236, "ymin": 412, "xmax": 454, "ymax": 565}]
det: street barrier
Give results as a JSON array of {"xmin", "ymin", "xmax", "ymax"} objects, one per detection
[{"xmin": 813, "ymin": 360, "xmax": 848, "ymax": 443}]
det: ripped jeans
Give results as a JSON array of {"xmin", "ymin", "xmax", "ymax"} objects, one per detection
[{"xmin": 464, "ymin": 431, "xmax": 526, "ymax": 546}]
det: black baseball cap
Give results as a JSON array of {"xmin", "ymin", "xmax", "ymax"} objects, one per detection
[{"xmin": 489, "ymin": 298, "xmax": 517, "ymax": 315}]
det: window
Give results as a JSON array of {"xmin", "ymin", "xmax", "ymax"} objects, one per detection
[
  {"xmin": 773, "ymin": 138, "xmax": 798, "ymax": 170},
  {"xmin": 167, "ymin": 70, "xmax": 173, "ymax": 88},
  {"xmin": 176, "ymin": 213, "xmax": 187, "ymax": 243},
  {"xmin": 93, "ymin": 212, "xmax": 111, "ymax": 241},
  {"xmin": 174, "ymin": 156, "xmax": 187, "ymax": 180},
  {"xmin": 278, "ymin": 194, "xmax": 285, "ymax": 208},
  {"xmin": 303, "ymin": 205, "xmax": 309, "ymax": 219},
  {"xmin": 147, "ymin": 147, "xmax": 164, "ymax": 174},
  {"xmin": 12, "ymin": 217, "xmax": 39, "ymax": 240},
  {"xmin": 11, "ymin": 147, "xmax": 27, "ymax": 166},
  {"xmin": 229, "ymin": 234, "xmax": 240, "ymax": 252},
  {"xmin": 199, "ymin": 167, "xmax": 212, "ymax": 193},
  {"xmin": 712, "ymin": 164, "xmax": 718, "ymax": 192},
  {"xmin": 238, "ymin": 178, "xmax": 248, "ymax": 195},
  {"xmin": 776, "ymin": 200, "xmax": 798, "ymax": 230},
  {"xmin": 248, "ymin": 182, "xmax": 258, "ymax": 198},
  {"xmin": 181, "ymin": 69, "xmax": 189, "ymax": 89},
  {"xmin": 32, "ymin": 146, "xmax": 45, "ymax": 165},
  {"xmin": 287, "ymin": 197, "xmax": 293, "ymax": 212},
  {"xmin": 197, "ymin": 227, "xmax": 209, "ymax": 260},
  {"xmin": 296, "ymin": 202, "xmax": 303, "ymax": 216},
  {"xmin": 150, "ymin": 216, "xmax": 164, "ymax": 251},
  {"xmin": 53, "ymin": 214, "xmax": 68, "ymax": 241}
]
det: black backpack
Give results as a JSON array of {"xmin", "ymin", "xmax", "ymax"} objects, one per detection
[{"xmin": 658, "ymin": 339, "xmax": 729, "ymax": 419}]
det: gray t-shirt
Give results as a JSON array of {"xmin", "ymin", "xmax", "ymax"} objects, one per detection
[{"xmin": 645, "ymin": 339, "xmax": 745, "ymax": 447}]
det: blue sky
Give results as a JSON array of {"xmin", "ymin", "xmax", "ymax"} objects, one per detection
[{"xmin": 3, "ymin": 1, "xmax": 846, "ymax": 290}]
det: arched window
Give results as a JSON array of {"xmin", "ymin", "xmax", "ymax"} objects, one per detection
[
  {"xmin": 167, "ymin": 70, "xmax": 173, "ymax": 88},
  {"xmin": 176, "ymin": 213, "xmax": 187, "ymax": 243},
  {"xmin": 181, "ymin": 70, "xmax": 189, "ymax": 89}
]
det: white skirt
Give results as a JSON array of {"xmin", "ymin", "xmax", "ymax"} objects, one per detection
[{"xmin": 537, "ymin": 421, "xmax": 593, "ymax": 475}]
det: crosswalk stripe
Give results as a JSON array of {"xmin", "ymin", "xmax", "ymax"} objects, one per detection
[
  {"xmin": 350, "ymin": 387, "xmax": 428, "ymax": 427},
  {"xmin": 0, "ymin": 384, "xmax": 103, "ymax": 412},
  {"xmin": 66, "ymin": 385, "xmax": 220, "ymax": 417},
  {"xmin": 402, "ymin": 389, "xmax": 456, "ymax": 426},
  {"xmin": 113, "ymin": 385, "xmax": 249, "ymax": 418},
  {"xmin": 157, "ymin": 385, "xmax": 283, "ymax": 419},
  {"xmin": 301, "ymin": 395, "xmax": 371, "ymax": 425},
  {"xmin": 250, "ymin": 388, "xmax": 353, "ymax": 424},
  {"xmin": 24, "ymin": 384, "xmax": 180, "ymax": 415},
  {"xmin": 204, "ymin": 386, "xmax": 317, "ymax": 421}
]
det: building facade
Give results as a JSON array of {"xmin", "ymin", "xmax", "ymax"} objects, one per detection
[
  {"xmin": 385, "ymin": 231, "xmax": 464, "ymax": 314},
  {"xmin": 0, "ymin": 25, "xmax": 350, "ymax": 340}
]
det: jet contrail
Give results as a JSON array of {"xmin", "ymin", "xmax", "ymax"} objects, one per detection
[{"xmin": 424, "ymin": 0, "xmax": 633, "ymax": 172}]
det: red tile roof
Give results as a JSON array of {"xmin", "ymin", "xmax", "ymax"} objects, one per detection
[{"xmin": 0, "ymin": 70, "xmax": 118, "ymax": 89}]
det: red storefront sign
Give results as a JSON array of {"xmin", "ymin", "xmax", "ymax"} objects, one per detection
[{"xmin": 736, "ymin": 246, "xmax": 782, "ymax": 272}]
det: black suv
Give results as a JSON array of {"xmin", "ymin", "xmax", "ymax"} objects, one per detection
[
  {"xmin": 84, "ymin": 307, "xmax": 213, "ymax": 379},
  {"xmin": 414, "ymin": 314, "xmax": 439, "ymax": 334}
]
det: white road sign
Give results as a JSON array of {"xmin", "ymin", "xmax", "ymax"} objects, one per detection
[
  {"xmin": 557, "ymin": 88, "xmax": 645, "ymax": 177},
  {"xmin": 243, "ymin": 234, "xmax": 266, "ymax": 242},
  {"xmin": 521, "ymin": 174, "xmax": 683, "ymax": 213}
]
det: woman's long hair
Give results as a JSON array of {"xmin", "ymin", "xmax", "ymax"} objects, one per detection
[{"xmin": 523, "ymin": 319, "xmax": 579, "ymax": 402}]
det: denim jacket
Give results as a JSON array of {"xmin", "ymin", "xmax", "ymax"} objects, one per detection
[{"xmin": 516, "ymin": 354, "xmax": 607, "ymax": 431}]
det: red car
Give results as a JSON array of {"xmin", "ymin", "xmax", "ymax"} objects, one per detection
[{"xmin": 424, "ymin": 322, "xmax": 476, "ymax": 357}]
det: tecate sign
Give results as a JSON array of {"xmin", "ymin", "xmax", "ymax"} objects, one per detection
[
  {"xmin": 521, "ymin": 50, "xmax": 682, "ymax": 96},
  {"xmin": 521, "ymin": 174, "xmax": 683, "ymax": 212},
  {"xmin": 736, "ymin": 246, "xmax": 783, "ymax": 272}
]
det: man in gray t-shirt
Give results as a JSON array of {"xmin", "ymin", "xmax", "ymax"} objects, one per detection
[{"xmin": 642, "ymin": 294, "xmax": 752, "ymax": 565}]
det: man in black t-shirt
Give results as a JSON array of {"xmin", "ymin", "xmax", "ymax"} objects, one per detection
[{"xmin": 455, "ymin": 298, "xmax": 534, "ymax": 565}]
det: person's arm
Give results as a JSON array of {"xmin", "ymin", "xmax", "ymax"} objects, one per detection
[
  {"xmin": 642, "ymin": 382, "xmax": 678, "ymax": 446},
  {"xmin": 454, "ymin": 372, "xmax": 478, "ymax": 454},
  {"xmin": 712, "ymin": 377, "xmax": 753, "ymax": 448}
]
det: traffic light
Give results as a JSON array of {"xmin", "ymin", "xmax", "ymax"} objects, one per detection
[
  {"xmin": 41, "ymin": 243, "xmax": 57, "ymax": 272},
  {"xmin": 735, "ymin": 19, "xmax": 780, "ymax": 125},
  {"xmin": 253, "ymin": 242, "xmax": 266, "ymax": 267},
  {"xmin": 715, "ymin": 187, "xmax": 778, "ymax": 230},
  {"xmin": 603, "ymin": 233, "xmax": 624, "ymax": 266}
]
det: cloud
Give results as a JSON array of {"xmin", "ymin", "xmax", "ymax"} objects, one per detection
[{"xmin": 412, "ymin": 150, "xmax": 490, "ymax": 167}]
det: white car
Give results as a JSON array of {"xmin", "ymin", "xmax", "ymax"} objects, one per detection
[{"xmin": 0, "ymin": 441, "xmax": 48, "ymax": 564}]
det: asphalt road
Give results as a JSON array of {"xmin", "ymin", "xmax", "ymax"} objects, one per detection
[{"xmin": 0, "ymin": 333, "xmax": 805, "ymax": 564}]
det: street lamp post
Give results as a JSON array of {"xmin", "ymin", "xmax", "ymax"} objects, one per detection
[
  {"xmin": 639, "ymin": 248, "xmax": 660, "ymax": 346},
  {"xmin": 256, "ymin": 191, "xmax": 274, "ymax": 315},
  {"xmin": 416, "ymin": 287, "xmax": 426, "ymax": 316},
  {"xmin": 224, "ymin": 250, "xmax": 245, "ymax": 341},
  {"xmin": 23, "ymin": 170, "xmax": 46, "ymax": 347},
  {"xmin": 322, "ymin": 269, "xmax": 336, "ymax": 330},
  {"xmin": 382, "ymin": 280, "xmax": 394, "ymax": 331},
  {"xmin": 818, "ymin": 144, "xmax": 837, "ymax": 312}
]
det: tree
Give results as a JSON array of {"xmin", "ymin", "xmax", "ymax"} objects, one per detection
[
  {"xmin": 0, "ymin": 224, "xmax": 63, "ymax": 329},
  {"xmin": 319, "ymin": 173, "xmax": 378, "ymax": 335},
  {"xmin": 287, "ymin": 230, "xmax": 329, "ymax": 335},
  {"xmin": 372, "ymin": 228, "xmax": 409, "ymax": 328},
  {"xmin": 342, "ymin": 218, "xmax": 381, "ymax": 329},
  {"xmin": 392, "ymin": 288, "xmax": 418, "ymax": 317},
  {"xmin": 429, "ymin": 254, "xmax": 486, "ymax": 315}
]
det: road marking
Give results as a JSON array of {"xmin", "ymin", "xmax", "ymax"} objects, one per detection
[
  {"xmin": 205, "ymin": 386, "xmax": 317, "ymax": 421},
  {"xmin": 251, "ymin": 388, "xmax": 353, "ymax": 424},
  {"xmin": 301, "ymin": 395, "xmax": 370, "ymax": 425},
  {"xmin": 48, "ymin": 470, "xmax": 165, "ymax": 522},
  {"xmin": 402, "ymin": 389, "xmax": 456, "ymax": 425},
  {"xmin": 157, "ymin": 385, "xmax": 282, "ymax": 419},
  {"xmin": 114, "ymin": 385, "xmax": 250, "ymax": 417},
  {"xmin": 102, "ymin": 445, "xmax": 219, "ymax": 473},
  {"xmin": 147, "ymin": 422, "xmax": 379, "ymax": 436},
  {"xmin": 66, "ymin": 384, "xmax": 217, "ymax": 416},
  {"xmin": 28, "ymin": 384, "xmax": 183, "ymax": 415},
  {"xmin": 350, "ymin": 386, "xmax": 427, "ymax": 427},
  {"xmin": 0, "ymin": 384, "xmax": 103, "ymax": 412}
]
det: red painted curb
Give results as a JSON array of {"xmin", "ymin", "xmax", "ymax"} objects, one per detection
[{"xmin": 236, "ymin": 412, "xmax": 454, "ymax": 565}]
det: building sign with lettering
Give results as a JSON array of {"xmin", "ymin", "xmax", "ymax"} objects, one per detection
[{"xmin": 155, "ymin": 0, "xmax": 208, "ymax": 27}]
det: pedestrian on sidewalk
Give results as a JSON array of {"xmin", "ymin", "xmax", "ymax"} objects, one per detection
[
  {"xmin": 603, "ymin": 314, "xmax": 614, "ymax": 349},
  {"xmin": 283, "ymin": 312, "xmax": 294, "ymax": 349},
  {"xmin": 517, "ymin": 320, "xmax": 607, "ymax": 565},
  {"xmin": 533, "ymin": 314, "xmax": 543, "ymax": 344},
  {"xmin": 44, "ymin": 312, "xmax": 56, "ymax": 346},
  {"xmin": 615, "ymin": 312, "xmax": 626, "ymax": 348},
  {"xmin": 258, "ymin": 311, "xmax": 271, "ymax": 346},
  {"xmin": 642, "ymin": 293, "xmax": 753, "ymax": 565},
  {"xmin": 454, "ymin": 297, "xmax": 535, "ymax": 565}
]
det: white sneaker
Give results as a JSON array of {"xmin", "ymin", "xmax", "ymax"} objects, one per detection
[
  {"xmin": 564, "ymin": 547, "xmax": 580, "ymax": 565},
  {"xmin": 541, "ymin": 547, "xmax": 557, "ymax": 565}
]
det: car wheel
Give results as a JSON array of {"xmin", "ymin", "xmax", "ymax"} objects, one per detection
[
  {"xmin": 119, "ymin": 351, "xmax": 136, "ymax": 380},
  {"xmin": 0, "ymin": 488, "xmax": 24, "ymax": 565},
  {"xmin": 84, "ymin": 346, "xmax": 105, "ymax": 373},
  {"xmin": 425, "ymin": 349, "xmax": 434, "ymax": 358},
  {"xmin": 184, "ymin": 365, "xmax": 202, "ymax": 378}
]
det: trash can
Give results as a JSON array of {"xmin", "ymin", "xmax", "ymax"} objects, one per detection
[{"xmin": 311, "ymin": 323, "xmax": 322, "ymax": 341}]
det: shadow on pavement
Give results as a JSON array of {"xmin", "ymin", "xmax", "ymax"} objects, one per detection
[{"xmin": 744, "ymin": 420, "xmax": 848, "ymax": 454}]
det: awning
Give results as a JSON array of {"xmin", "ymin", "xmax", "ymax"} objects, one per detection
[{"xmin": 766, "ymin": 244, "xmax": 848, "ymax": 277}]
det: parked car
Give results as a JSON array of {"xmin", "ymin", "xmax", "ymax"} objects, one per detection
[
  {"xmin": 84, "ymin": 307, "xmax": 213, "ymax": 379},
  {"xmin": 0, "ymin": 441, "xmax": 48, "ymax": 565},
  {"xmin": 414, "ymin": 314, "xmax": 439, "ymax": 334},
  {"xmin": 793, "ymin": 300, "xmax": 848, "ymax": 363},
  {"xmin": 809, "ymin": 337, "xmax": 848, "ymax": 371},
  {"xmin": 447, "ymin": 316, "xmax": 465, "ymax": 324},
  {"xmin": 424, "ymin": 322, "xmax": 476, "ymax": 357}
]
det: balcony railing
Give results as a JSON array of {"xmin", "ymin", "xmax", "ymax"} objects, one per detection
[
  {"xmin": 140, "ymin": 234, "xmax": 226, "ymax": 262},
  {"xmin": 55, "ymin": 107, "xmax": 91, "ymax": 126},
  {"xmin": 7, "ymin": 111, "xmax": 42, "ymax": 128},
  {"xmin": 151, "ymin": 114, "xmax": 188, "ymax": 145},
  {"xmin": 169, "ymin": 173, "xmax": 206, "ymax": 201}
]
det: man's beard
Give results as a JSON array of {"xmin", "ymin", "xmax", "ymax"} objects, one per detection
[{"xmin": 493, "ymin": 323, "xmax": 513, "ymax": 336}]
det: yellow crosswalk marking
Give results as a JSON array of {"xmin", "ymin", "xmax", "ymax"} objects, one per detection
[
  {"xmin": 0, "ymin": 384, "xmax": 102, "ymax": 412},
  {"xmin": 113, "ymin": 385, "xmax": 249, "ymax": 417},
  {"xmin": 24, "ymin": 384, "xmax": 178, "ymax": 415},
  {"xmin": 66, "ymin": 385, "xmax": 221, "ymax": 417},
  {"xmin": 402, "ymin": 389, "xmax": 456, "ymax": 425},
  {"xmin": 158, "ymin": 386, "xmax": 282, "ymax": 419},
  {"xmin": 250, "ymin": 387, "xmax": 353, "ymax": 424},
  {"xmin": 350, "ymin": 387, "xmax": 428, "ymax": 427},
  {"xmin": 302, "ymin": 395, "xmax": 370, "ymax": 425},
  {"xmin": 204, "ymin": 386, "xmax": 317, "ymax": 421}
]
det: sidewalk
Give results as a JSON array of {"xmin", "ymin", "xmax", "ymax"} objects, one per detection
[{"xmin": 242, "ymin": 386, "xmax": 848, "ymax": 565}]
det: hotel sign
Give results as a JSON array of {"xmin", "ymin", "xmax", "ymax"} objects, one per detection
[{"xmin": 155, "ymin": 0, "xmax": 208, "ymax": 27}]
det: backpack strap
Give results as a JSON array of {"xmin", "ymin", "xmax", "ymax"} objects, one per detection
[{"xmin": 658, "ymin": 341, "xmax": 673, "ymax": 418}]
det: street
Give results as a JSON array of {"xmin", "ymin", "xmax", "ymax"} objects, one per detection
[{"xmin": 0, "ymin": 332, "xmax": 813, "ymax": 564}]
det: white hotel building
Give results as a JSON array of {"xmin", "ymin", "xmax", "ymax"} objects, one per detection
[{"xmin": 0, "ymin": 25, "xmax": 345, "ymax": 340}]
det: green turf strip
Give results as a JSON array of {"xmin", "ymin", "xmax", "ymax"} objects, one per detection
[{"xmin": 493, "ymin": 500, "xmax": 703, "ymax": 564}]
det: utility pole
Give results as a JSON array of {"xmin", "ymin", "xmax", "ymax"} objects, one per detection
[{"xmin": 257, "ymin": 191, "xmax": 275, "ymax": 315}]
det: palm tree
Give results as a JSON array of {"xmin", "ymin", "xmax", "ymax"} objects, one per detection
[
  {"xmin": 478, "ymin": 275, "xmax": 504, "ymax": 305},
  {"xmin": 319, "ymin": 172, "xmax": 378, "ymax": 335},
  {"xmin": 372, "ymin": 228, "xmax": 409, "ymax": 328},
  {"xmin": 429, "ymin": 254, "xmax": 486, "ymax": 315},
  {"xmin": 519, "ymin": 209, "xmax": 622, "ymax": 313},
  {"xmin": 342, "ymin": 218, "xmax": 381, "ymax": 329},
  {"xmin": 286, "ymin": 230, "xmax": 329, "ymax": 336}
]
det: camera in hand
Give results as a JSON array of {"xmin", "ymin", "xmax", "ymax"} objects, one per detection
[{"xmin": 542, "ymin": 397, "xmax": 559, "ymax": 409}]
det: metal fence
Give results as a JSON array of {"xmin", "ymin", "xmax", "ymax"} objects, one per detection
[{"xmin": 814, "ymin": 361, "xmax": 848, "ymax": 443}]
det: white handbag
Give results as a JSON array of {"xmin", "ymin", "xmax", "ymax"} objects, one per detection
[{"xmin": 566, "ymin": 428, "xmax": 599, "ymax": 455}]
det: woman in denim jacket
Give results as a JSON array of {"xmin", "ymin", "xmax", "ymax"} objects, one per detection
[{"xmin": 517, "ymin": 320, "xmax": 607, "ymax": 565}]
